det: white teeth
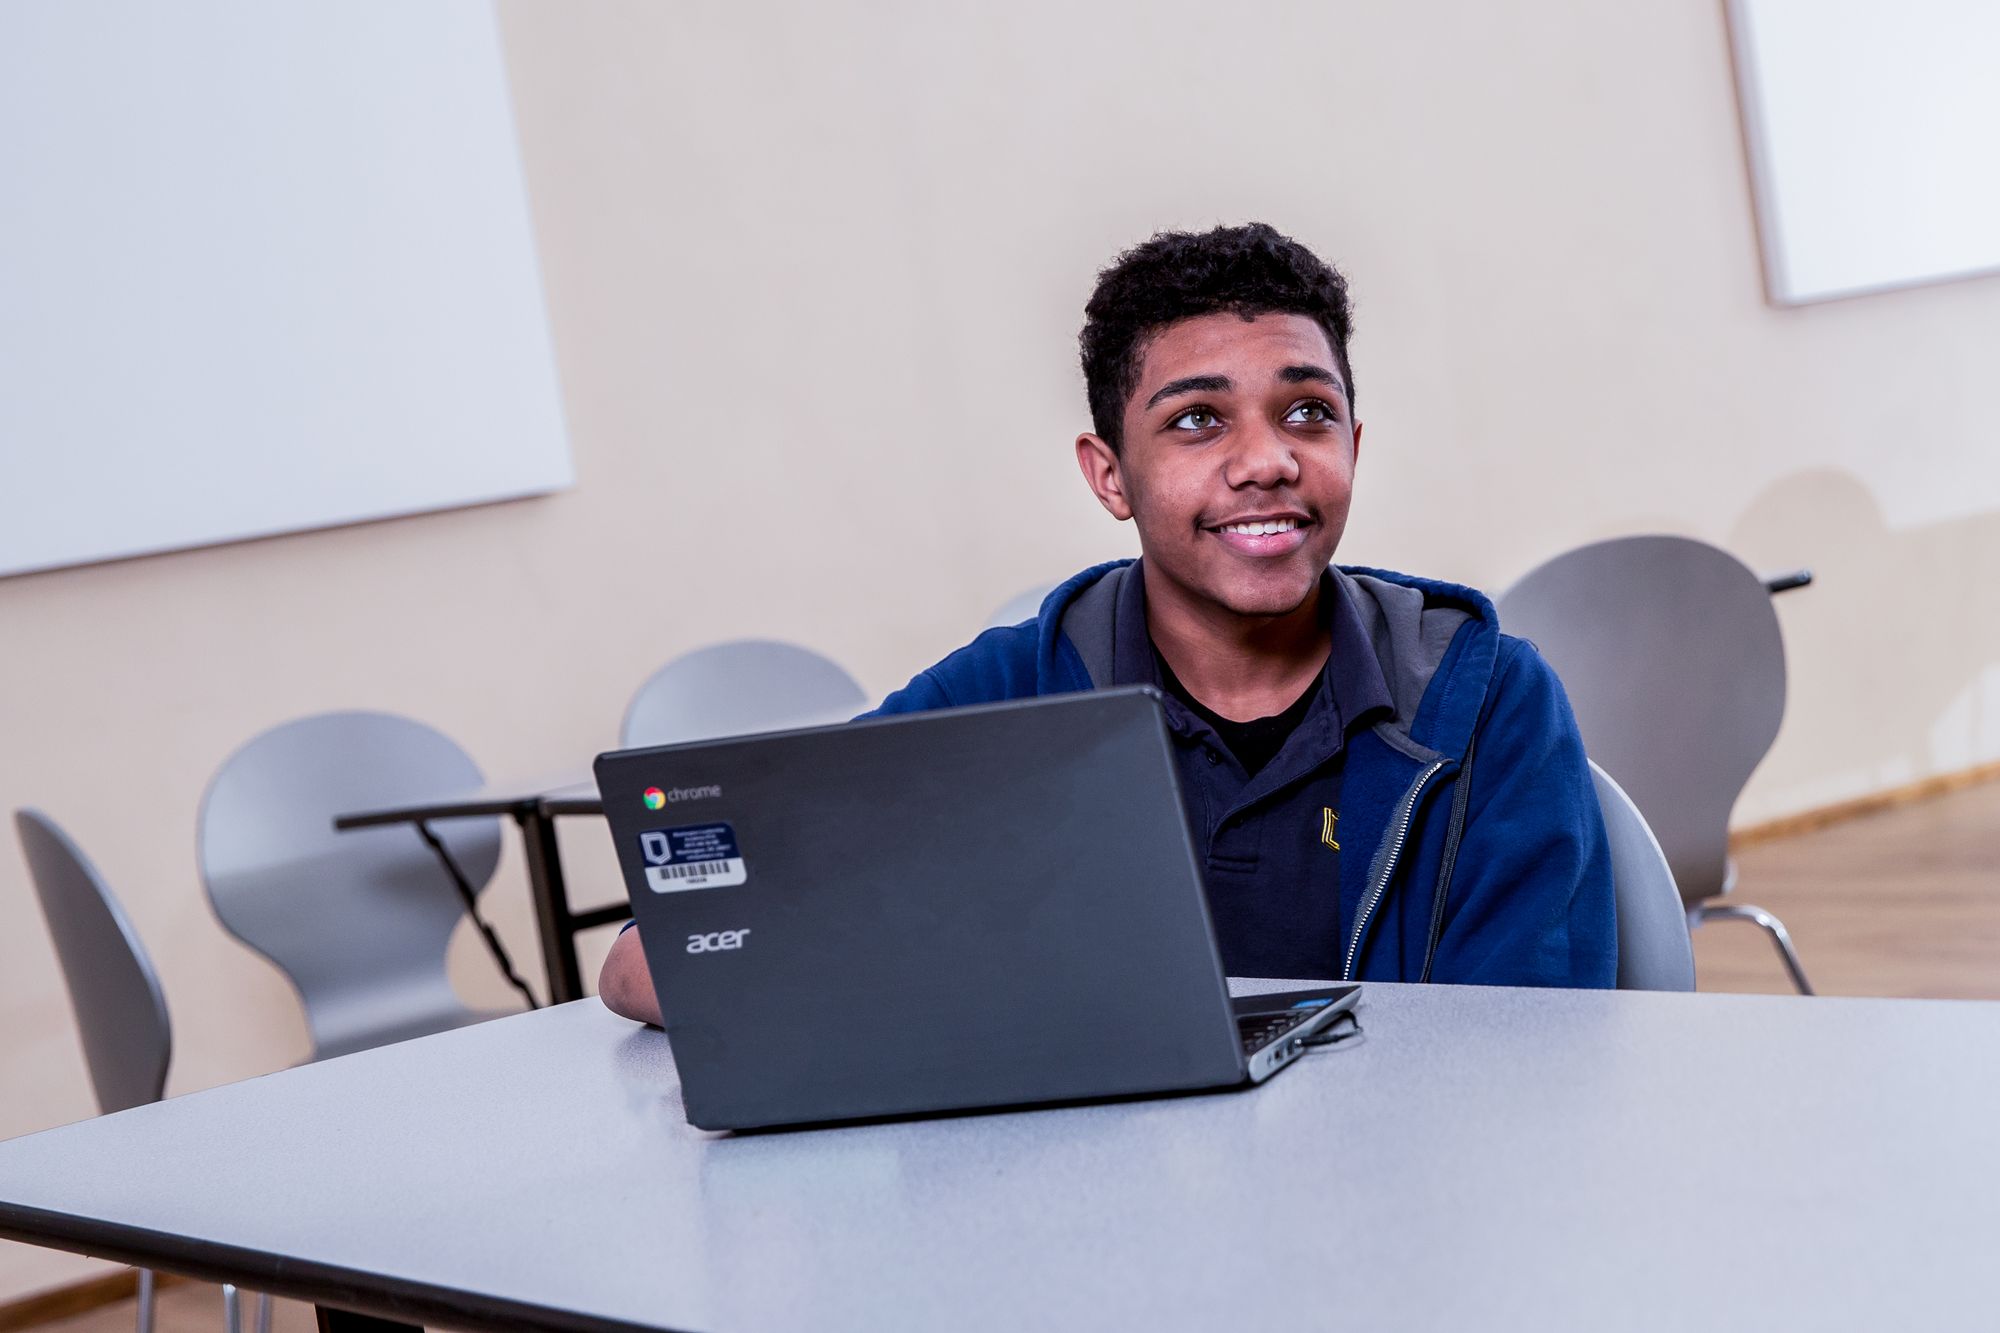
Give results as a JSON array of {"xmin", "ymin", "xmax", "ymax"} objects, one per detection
[{"xmin": 1220, "ymin": 519, "xmax": 1300, "ymax": 536}]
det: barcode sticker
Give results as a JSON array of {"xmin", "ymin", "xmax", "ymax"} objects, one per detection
[{"xmin": 637, "ymin": 822, "xmax": 748, "ymax": 893}]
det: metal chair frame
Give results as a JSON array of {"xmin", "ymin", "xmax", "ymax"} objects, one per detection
[
  {"xmin": 1498, "ymin": 536, "xmax": 1816, "ymax": 994},
  {"xmin": 197, "ymin": 711, "xmax": 511, "ymax": 1063},
  {"xmin": 1589, "ymin": 764, "xmax": 1697, "ymax": 992},
  {"xmin": 16, "ymin": 809, "xmax": 272, "ymax": 1333}
]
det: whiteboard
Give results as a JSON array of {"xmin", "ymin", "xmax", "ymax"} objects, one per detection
[
  {"xmin": 1728, "ymin": 0, "xmax": 2000, "ymax": 305},
  {"xmin": 0, "ymin": 1, "xmax": 571, "ymax": 579}
]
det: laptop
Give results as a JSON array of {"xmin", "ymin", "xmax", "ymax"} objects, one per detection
[{"xmin": 595, "ymin": 686, "xmax": 1360, "ymax": 1131}]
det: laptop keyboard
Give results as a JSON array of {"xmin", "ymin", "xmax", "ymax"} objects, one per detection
[{"xmin": 1237, "ymin": 1007, "xmax": 1319, "ymax": 1055}]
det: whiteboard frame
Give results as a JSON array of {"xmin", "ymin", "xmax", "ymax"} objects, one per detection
[
  {"xmin": 0, "ymin": 1, "xmax": 573, "ymax": 581},
  {"xmin": 1726, "ymin": 0, "xmax": 2000, "ymax": 307}
]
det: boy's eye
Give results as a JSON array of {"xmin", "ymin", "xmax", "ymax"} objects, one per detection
[
  {"xmin": 1287, "ymin": 400, "xmax": 1337, "ymax": 424},
  {"xmin": 1169, "ymin": 408, "xmax": 1219, "ymax": 430}
]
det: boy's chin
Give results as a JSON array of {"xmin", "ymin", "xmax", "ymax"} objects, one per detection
[{"xmin": 1200, "ymin": 566, "xmax": 1324, "ymax": 621}]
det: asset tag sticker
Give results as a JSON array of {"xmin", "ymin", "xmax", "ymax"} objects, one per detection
[{"xmin": 637, "ymin": 822, "xmax": 747, "ymax": 893}]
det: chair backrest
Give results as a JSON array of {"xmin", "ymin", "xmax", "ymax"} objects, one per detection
[
  {"xmin": 1589, "ymin": 763, "xmax": 1696, "ymax": 992},
  {"xmin": 15, "ymin": 810, "xmax": 172, "ymax": 1114},
  {"xmin": 983, "ymin": 582, "xmax": 1059, "ymax": 630},
  {"xmin": 620, "ymin": 640, "xmax": 870, "ymax": 748},
  {"xmin": 1497, "ymin": 535, "xmax": 1787, "ymax": 905},
  {"xmin": 197, "ymin": 711, "xmax": 502, "ymax": 1061}
]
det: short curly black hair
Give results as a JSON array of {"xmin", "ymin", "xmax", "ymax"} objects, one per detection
[{"xmin": 1079, "ymin": 222, "xmax": 1355, "ymax": 452}]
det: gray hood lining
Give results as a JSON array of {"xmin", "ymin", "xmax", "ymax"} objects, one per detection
[
  {"xmin": 1333, "ymin": 568, "xmax": 1469, "ymax": 764},
  {"xmin": 1057, "ymin": 562, "xmax": 1128, "ymax": 689},
  {"xmin": 1058, "ymin": 563, "xmax": 1476, "ymax": 764}
]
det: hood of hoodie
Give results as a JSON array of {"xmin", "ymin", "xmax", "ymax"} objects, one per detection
[{"xmin": 1031, "ymin": 559, "xmax": 1501, "ymax": 765}]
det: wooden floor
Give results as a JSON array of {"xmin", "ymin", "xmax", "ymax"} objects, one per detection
[
  {"xmin": 18, "ymin": 777, "xmax": 2000, "ymax": 1333},
  {"xmin": 31, "ymin": 1284, "xmax": 316, "ymax": 1333},
  {"xmin": 1696, "ymin": 775, "xmax": 2000, "ymax": 999}
]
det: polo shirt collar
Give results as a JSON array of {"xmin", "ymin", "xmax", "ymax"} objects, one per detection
[{"xmin": 1107, "ymin": 559, "xmax": 1395, "ymax": 745}]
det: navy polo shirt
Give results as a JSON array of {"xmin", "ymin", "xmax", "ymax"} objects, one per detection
[{"xmin": 1106, "ymin": 564, "xmax": 1395, "ymax": 977}]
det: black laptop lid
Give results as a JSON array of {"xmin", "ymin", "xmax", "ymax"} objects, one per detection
[{"xmin": 596, "ymin": 688, "xmax": 1246, "ymax": 1129}]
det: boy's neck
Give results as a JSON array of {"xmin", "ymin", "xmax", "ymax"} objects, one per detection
[{"xmin": 1141, "ymin": 561, "xmax": 1332, "ymax": 723}]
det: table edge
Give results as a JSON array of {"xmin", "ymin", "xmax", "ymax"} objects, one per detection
[
  {"xmin": 332, "ymin": 801, "xmax": 535, "ymax": 829},
  {"xmin": 540, "ymin": 796, "xmax": 606, "ymax": 816},
  {"xmin": 0, "ymin": 1202, "xmax": 672, "ymax": 1333}
]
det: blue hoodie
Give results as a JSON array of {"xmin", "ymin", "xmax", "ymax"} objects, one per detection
[{"xmin": 869, "ymin": 560, "xmax": 1616, "ymax": 988}]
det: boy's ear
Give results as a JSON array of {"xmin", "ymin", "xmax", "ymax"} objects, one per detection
[{"xmin": 1074, "ymin": 433, "xmax": 1134, "ymax": 522}]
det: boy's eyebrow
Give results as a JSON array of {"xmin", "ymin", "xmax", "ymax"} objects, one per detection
[
  {"xmin": 1145, "ymin": 374, "xmax": 1231, "ymax": 409},
  {"xmin": 1279, "ymin": 363, "xmax": 1347, "ymax": 396}
]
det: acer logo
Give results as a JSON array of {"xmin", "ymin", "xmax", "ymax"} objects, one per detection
[{"xmin": 686, "ymin": 929, "xmax": 750, "ymax": 954}]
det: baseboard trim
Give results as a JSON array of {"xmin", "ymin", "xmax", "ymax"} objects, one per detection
[
  {"xmin": 1732, "ymin": 759, "xmax": 2000, "ymax": 848},
  {"xmin": 0, "ymin": 1270, "xmax": 184, "ymax": 1333}
]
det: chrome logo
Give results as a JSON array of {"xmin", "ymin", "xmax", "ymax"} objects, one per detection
[{"xmin": 642, "ymin": 787, "xmax": 666, "ymax": 810}]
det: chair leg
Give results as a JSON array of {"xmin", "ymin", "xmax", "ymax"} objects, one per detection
[
  {"xmin": 223, "ymin": 1282, "xmax": 241, "ymax": 1333},
  {"xmin": 135, "ymin": 1269, "xmax": 156, "ymax": 1333},
  {"xmin": 256, "ymin": 1292, "xmax": 273, "ymax": 1333},
  {"xmin": 1692, "ymin": 902, "xmax": 1815, "ymax": 995}
]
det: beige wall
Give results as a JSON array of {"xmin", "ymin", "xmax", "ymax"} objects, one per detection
[{"xmin": 5, "ymin": 0, "xmax": 1998, "ymax": 1300}]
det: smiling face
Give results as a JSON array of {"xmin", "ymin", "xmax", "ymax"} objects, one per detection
[{"xmin": 1075, "ymin": 311, "xmax": 1361, "ymax": 622}]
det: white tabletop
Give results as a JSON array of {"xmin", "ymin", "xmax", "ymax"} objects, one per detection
[{"xmin": 2, "ymin": 981, "xmax": 1995, "ymax": 1332}]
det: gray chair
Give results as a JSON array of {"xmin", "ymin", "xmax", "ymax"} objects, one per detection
[
  {"xmin": 1589, "ymin": 764, "xmax": 1696, "ymax": 991},
  {"xmin": 198, "ymin": 712, "xmax": 511, "ymax": 1063},
  {"xmin": 1499, "ymin": 535, "xmax": 1813, "ymax": 993},
  {"xmin": 15, "ymin": 809, "xmax": 268, "ymax": 1333},
  {"xmin": 621, "ymin": 640, "xmax": 870, "ymax": 748},
  {"xmin": 983, "ymin": 581, "xmax": 1060, "ymax": 630}
]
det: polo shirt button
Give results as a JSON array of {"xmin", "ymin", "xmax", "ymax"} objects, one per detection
[{"xmin": 1206, "ymin": 750, "xmax": 1220, "ymax": 765}]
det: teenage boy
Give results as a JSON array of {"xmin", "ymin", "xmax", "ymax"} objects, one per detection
[{"xmin": 599, "ymin": 223, "xmax": 1614, "ymax": 1025}]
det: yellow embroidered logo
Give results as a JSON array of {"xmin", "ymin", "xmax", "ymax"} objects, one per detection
[{"xmin": 1321, "ymin": 807, "xmax": 1340, "ymax": 851}]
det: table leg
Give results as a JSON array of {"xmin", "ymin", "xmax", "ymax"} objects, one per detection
[
  {"xmin": 516, "ymin": 808, "xmax": 585, "ymax": 1004},
  {"xmin": 314, "ymin": 1307, "xmax": 420, "ymax": 1333}
]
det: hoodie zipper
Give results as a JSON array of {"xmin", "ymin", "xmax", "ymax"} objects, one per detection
[{"xmin": 1341, "ymin": 759, "xmax": 1446, "ymax": 981}]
